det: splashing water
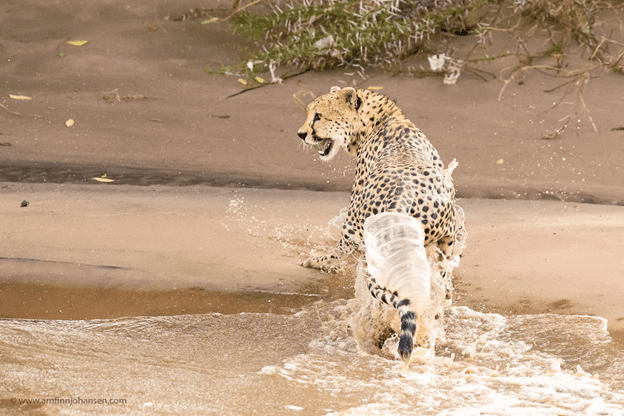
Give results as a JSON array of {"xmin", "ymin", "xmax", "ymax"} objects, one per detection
[
  {"xmin": 262, "ymin": 301, "xmax": 624, "ymax": 416},
  {"xmin": 352, "ymin": 209, "xmax": 467, "ymax": 361},
  {"xmin": 224, "ymin": 191, "xmax": 337, "ymax": 260},
  {"xmin": 2, "ymin": 203, "xmax": 623, "ymax": 415},
  {"xmin": 2, "ymin": 300, "xmax": 623, "ymax": 415}
]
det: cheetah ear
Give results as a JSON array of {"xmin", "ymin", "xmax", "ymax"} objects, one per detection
[
  {"xmin": 341, "ymin": 87, "xmax": 361, "ymax": 110},
  {"xmin": 330, "ymin": 86, "xmax": 341, "ymax": 93}
]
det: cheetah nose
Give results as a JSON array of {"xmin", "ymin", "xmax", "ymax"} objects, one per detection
[{"xmin": 297, "ymin": 131, "xmax": 307, "ymax": 141}]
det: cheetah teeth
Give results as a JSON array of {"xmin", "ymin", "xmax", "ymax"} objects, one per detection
[{"xmin": 319, "ymin": 139, "xmax": 333, "ymax": 156}]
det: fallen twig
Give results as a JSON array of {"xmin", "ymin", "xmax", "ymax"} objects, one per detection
[
  {"xmin": 222, "ymin": 0, "xmax": 266, "ymax": 21},
  {"xmin": 0, "ymin": 103, "xmax": 22, "ymax": 116},
  {"xmin": 226, "ymin": 70, "xmax": 309, "ymax": 99},
  {"xmin": 463, "ymin": 66, "xmax": 497, "ymax": 82}
]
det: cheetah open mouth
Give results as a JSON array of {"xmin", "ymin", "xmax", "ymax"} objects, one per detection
[{"xmin": 318, "ymin": 139, "xmax": 333, "ymax": 157}]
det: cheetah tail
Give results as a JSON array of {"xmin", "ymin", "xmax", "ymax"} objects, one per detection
[
  {"xmin": 366, "ymin": 277, "xmax": 417, "ymax": 363},
  {"xmin": 364, "ymin": 212, "xmax": 431, "ymax": 363}
]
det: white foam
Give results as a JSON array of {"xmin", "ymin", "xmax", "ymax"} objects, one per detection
[
  {"xmin": 0, "ymin": 301, "xmax": 622, "ymax": 415},
  {"xmin": 284, "ymin": 405, "xmax": 304, "ymax": 411},
  {"xmin": 265, "ymin": 301, "xmax": 624, "ymax": 416}
]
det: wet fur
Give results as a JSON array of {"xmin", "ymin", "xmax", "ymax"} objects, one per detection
[{"xmin": 297, "ymin": 86, "xmax": 466, "ymax": 362}]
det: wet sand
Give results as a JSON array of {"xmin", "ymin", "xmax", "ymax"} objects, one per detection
[
  {"xmin": 2, "ymin": 1, "xmax": 624, "ymax": 203},
  {"xmin": 2, "ymin": 0, "xmax": 624, "ymax": 349},
  {"xmin": 2, "ymin": 183, "xmax": 623, "ymax": 343}
]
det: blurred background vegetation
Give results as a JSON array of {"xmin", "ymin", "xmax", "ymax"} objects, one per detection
[{"xmin": 204, "ymin": 0, "xmax": 623, "ymax": 82}]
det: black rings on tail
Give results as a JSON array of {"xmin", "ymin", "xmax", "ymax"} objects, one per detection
[{"xmin": 367, "ymin": 276, "xmax": 417, "ymax": 362}]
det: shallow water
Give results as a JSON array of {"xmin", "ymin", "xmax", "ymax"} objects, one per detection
[
  {"xmin": 2, "ymin": 300, "xmax": 623, "ymax": 415},
  {"xmin": 3, "ymin": 197, "xmax": 623, "ymax": 415}
]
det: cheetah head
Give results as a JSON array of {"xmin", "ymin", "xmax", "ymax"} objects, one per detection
[{"xmin": 297, "ymin": 86, "xmax": 362, "ymax": 161}]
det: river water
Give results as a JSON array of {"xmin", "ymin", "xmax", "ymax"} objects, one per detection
[
  {"xmin": 2, "ymin": 297, "xmax": 623, "ymax": 415},
  {"xmin": 2, "ymin": 195, "xmax": 624, "ymax": 415}
]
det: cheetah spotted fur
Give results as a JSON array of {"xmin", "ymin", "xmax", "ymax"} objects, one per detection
[{"xmin": 297, "ymin": 86, "xmax": 466, "ymax": 362}]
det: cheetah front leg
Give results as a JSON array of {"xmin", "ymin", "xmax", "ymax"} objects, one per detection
[
  {"xmin": 302, "ymin": 202, "xmax": 362, "ymax": 271},
  {"xmin": 301, "ymin": 237, "xmax": 354, "ymax": 271}
]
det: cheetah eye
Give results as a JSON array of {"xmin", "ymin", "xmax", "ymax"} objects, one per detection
[{"xmin": 313, "ymin": 113, "xmax": 321, "ymax": 122}]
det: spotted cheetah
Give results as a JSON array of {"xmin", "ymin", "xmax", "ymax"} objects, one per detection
[{"xmin": 297, "ymin": 86, "xmax": 466, "ymax": 362}]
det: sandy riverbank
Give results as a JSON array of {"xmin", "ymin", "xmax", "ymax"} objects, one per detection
[
  {"xmin": 2, "ymin": 183, "xmax": 623, "ymax": 343},
  {"xmin": 1, "ymin": 0, "xmax": 624, "ymax": 341}
]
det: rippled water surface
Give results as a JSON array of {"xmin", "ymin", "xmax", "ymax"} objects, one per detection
[{"xmin": 2, "ymin": 299, "xmax": 623, "ymax": 415}]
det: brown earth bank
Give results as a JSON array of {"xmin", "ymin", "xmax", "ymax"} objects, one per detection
[
  {"xmin": 1, "ymin": 0, "xmax": 624, "ymax": 343},
  {"xmin": 2, "ymin": 0, "xmax": 624, "ymax": 203},
  {"xmin": 2, "ymin": 184, "xmax": 623, "ymax": 344}
]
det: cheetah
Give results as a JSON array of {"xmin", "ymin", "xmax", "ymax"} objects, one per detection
[{"xmin": 297, "ymin": 86, "xmax": 466, "ymax": 362}]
